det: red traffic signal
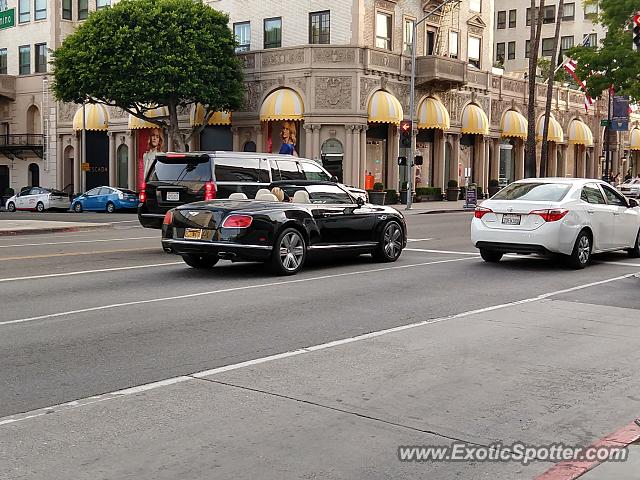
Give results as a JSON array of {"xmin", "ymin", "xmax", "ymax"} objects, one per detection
[
  {"xmin": 400, "ymin": 120, "xmax": 412, "ymax": 148},
  {"xmin": 400, "ymin": 120, "xmax": 412, "ymax": 132}
]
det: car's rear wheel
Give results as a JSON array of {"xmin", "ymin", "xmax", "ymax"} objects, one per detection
[
  {"xmin": 480, "ymin": 249, "xmax": 503, "ymax": 263},
  {"xmin": 6, "ymin": 202, "xmax": 15, "ymax": 212},
  {"xmin": 627, "ymin": 229, "xmax": 640, "ymax": 258},
  {"xmin": 106, "ymin": 202, "xmax": 115, "ymax": 213},
  {"xmin": 73, "ymin": 202, "xmax": 83, "ymax": 213},
  {"xmin": 181, "ymin": 254, "xmax": 219, "ymax": 269},
  {"xmin": 566, "ymin": 231, "xmax": 591, "ymax": 269},
  {"xmin": 372, "ymin": 221, "xmax": 404, "ymax": 262},
  {"xmin": 270, "ymin": 228, "xmax": 306, "ymax": 275},
  {"xmin": 36, "ymin": 202, "xmax": 45, "ymax": 212}
]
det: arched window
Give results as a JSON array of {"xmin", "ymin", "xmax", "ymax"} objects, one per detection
[
  {"xmin": 26, "ymin": 105, "xmax": 41, "ymax": 135},
  {"xmin": 243, "ymin": 141, "xmax": 257, "ymax": 152},
  {"xmin": 117, "ymin": 144, "xmax": 128, "ymax": 188},
  {"xmin": 321, "ymin": 139, "xmax": 344, "ymax": 182},
  {"xmin": 28, "ymin": 163, "xmax": 40, "ymax": 187}
]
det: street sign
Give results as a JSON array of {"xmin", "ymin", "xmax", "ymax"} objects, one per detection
[
  {"xmin": 600, "ymin": 119, "xmax": 611, "ymax": 127},
  {"xmin": 81, "ymin": 163, "xmax": 90, "ymax": 172},
  {"xmin": 611, "ymin": 96, "xmax": 630, "ymax": 132},
  {"xmin": 0, "ymin": 8, "xmax": 14, "ymax": 30},
  {"xmin": 464, "ymin": 184, "xmax": 478, "ymax": 209}
]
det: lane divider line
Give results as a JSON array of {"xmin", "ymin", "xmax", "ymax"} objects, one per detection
[
  {"xmin": 0, "ymin": 247, "xmax": 161, "ymax": 262},
  {"xmin": 0, "ymin": 268, "xmax": 638, "ymax": 427},
  {"xmin": 0, "ymin": 236, "xmax": 157, "ymax": 249}
]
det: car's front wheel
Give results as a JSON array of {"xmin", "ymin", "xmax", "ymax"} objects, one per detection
[
  {"xmin": 372, "ymin": 221, "xmax": 404, "ymax": 262},
  {"xmin": 181, "ymin": 254, "xmax": 219, "ymax": 269},
  {"xmin": 566, "ymin": 230, "xmax": 591, "ymax": 269},
  {"xmin": 106, "ymin": 201, "xmax": 115, "ymax": 213},
  {"xmin": 480, "ymin": 249, "xmax": 503, "ymax": 263},
  {"xmin": 73, "ymin": 202, "xmax": 83, "ymax": 213},
  {"xmin": 36, "ymin": 202, "xmax": 45, "ymax": 212},
  {"xmin": 270, "ymin": 228, "xmax": 306, "ymax": 275},
  {"xmin": 6, "ymin": 202, "xmax": 15, "ymax": 212},
  {"xmin": 627, "ymin": 229, "xmax": 640, "ymax": 258}
]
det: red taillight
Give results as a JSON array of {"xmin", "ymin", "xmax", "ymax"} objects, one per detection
[
  {"xmin": 138, "ymin": 182, "xmax": 146, "ymax": 203},
  {"xmin": 163, "ymin": 210, "xmax": 174, "ymax": 225},
  {"xmin": 474, "ymin": 206, "xmax": 493, "ymax": 219},
  {"xmin": 221, "ymin": 214, "xmax": 253, "ymax": 228},
  {"xmin": 204, "ymin": 182, "xmax": 216, "ymax": 201},
  {"xmin": 166, "ymin": 153, "xmax": 186, "ymax": 158},
  {"xmin": 529, "ymin": 208, "xmax": 569, "ymax": 222}
]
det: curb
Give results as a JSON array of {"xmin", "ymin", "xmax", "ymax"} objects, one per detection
[
  {"xmin": 0, "ymin": 223, "xmax": 114, "ymax": 237},
  {"xmin": 534, "ymin": 419, "xmax": 640, "ymax": 480}
]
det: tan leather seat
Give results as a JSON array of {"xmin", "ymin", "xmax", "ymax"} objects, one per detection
[
  {"xmin": 292, "ymin": 190, "xmax": 311, "ymax": 203},
  {"xmin": 255, "ymin": 193, "xmax": 279, "ymax": 202},
  {"xmin": 229, "ymin": 192, "xmax": 248, "ymax": 200},
  {"xmin": 255, "ymin": 188, "xmax": 271, "ymax": 199}
]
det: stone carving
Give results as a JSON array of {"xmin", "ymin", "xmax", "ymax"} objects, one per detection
[
  {"xmin": 360, "ymin": 77, "xmax": 381, "ymax": 109},
  {"xmin": 468, "ymin": 26, "xmax": 484, "ymax": 36},
  {"xmin": 370, "ymin": 51, "xmax": 401, "ymax": 70},
  {"xmin": 316, "ymin": 77, "xmax": 352, "ymax": 110},
  {"xmin": 492, "ymin": 77, "xmax": 501, "ymax": 90},
  {"xmin": 375, "ymin": 0, "xmax": 396, "ymax": 10},
  {"xmin": 312, "ymin": 48, "xmax": 356, "ymax": 64},
  {"xmin": 287, "ymin": 77, "xmax": 307, "ymax": 95},
  {"xmin": 58, "ymin": 102, "xmax": 76, "ymax": 121},
  {"xmin": 387, "ymin": 81, "xmax": 410, "ymax": 112},
  {"xmin": 262, "ymin": 49, "xmax": 305, "ymax": 67},
  {"xmin": 177, "ymin": 105, "xmax": 190, "ymax": 117},
  {"xmin": 239, "ymin": 53, "xmax": 256, "ymax": 69},
  {"xmin": 109, "ymin": 106, "xmax": 128, "ymax": 119},
  {"xmin": 243, "ymin": 81, "xmax": 262, "ymax": 112}
]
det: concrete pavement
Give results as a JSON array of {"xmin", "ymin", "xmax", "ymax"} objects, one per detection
[{"xmin": 0, "ymin": 219, "xmax": 112, "ymax": 236}]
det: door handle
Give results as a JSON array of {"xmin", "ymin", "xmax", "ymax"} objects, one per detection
[
  {"xmin": 586, "ymin": 210, "xmax": 594, "ymax": 214},
  {"xmin": 323, "ymin": 212, "xmax": 343, "ymax": 217},
  {"xmin": 613, "ymin": 212, "xmax": 621, "ymax": 216}
]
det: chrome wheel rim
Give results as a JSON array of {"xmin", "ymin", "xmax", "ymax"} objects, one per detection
[
  {"xmin": 74, "ymin": 204, "xmax": 81, "ymax": 212},
  {"xmin": 279, "ymin": 232, "xmax": 304, "ymax": 271},
  {"xmin": 107, "ymin": 204, "xmax": 114, "ymax": 212},
  {"xmin": 578, "ymin": 235, "xmax": 590, "ymax": 264},
  {"xmin": 384, "ymin": 223, "xmax": 402, "ymax": 258}
]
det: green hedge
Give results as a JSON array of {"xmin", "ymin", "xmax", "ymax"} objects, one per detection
[{"xmin": 384, "ymin": 189, "xmax": 398, "ymax": 204}]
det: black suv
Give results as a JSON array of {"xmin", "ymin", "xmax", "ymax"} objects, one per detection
[{"xmin": 138, "ymin": 151, "xmax": 366, "ymax": 229}]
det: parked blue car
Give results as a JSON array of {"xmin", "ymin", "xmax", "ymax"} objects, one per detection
[{"xmin": 71, "ymin": 186, "xmax": 139, "ymax": 213}]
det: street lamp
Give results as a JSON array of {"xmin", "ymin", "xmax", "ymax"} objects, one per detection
[{"xmin": 406, "ymin": 0, "xmax": 461, "ymax": 210}]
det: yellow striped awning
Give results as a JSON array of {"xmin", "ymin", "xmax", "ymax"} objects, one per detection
[
  {"xmin": 461, "ymin": 103, "xmax": 489, "ymax": 135},
  {"xmin": 190, "ymin": 104, "xmax": 232, "ymax": 126},
  {"xmin": 128, "ymin": 106, "xmax": 168, "ymax": 130},
  {"xmin": 72, "ymin": 104, "xmax": 109, "ymax": 131},
  {"xmin": 368, "ymin": 90, "xmax": 403, "ymax": 125},
  {"xmin": 536, "ymin": 115, "xmax": 564, "ymax": 143},
  {"xmin": 629, "ymin": 128, "xmax": 640, "ymax": 151},
  {"xmin": 417, "ymin": 97, "xmax": 450, "ymax": 130},
  {"xmin": 260, "ymin": 88, "xmax": 304, "ymax": 122},
  {"xmin": 500, "ymin": 110, "xmax": 527, "ymax": 139},
  {"xmin": 568, "ymin": 119, "xmax": 593, "ymax": 146}
]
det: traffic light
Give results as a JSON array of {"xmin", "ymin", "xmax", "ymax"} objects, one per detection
[
  {"xmin": 400, "ymin": 120, "xmax": 412, "ymax": 148},
  {"xmin": 414, "ymin": 155, "xmax": 424, "ymax": 166},
  {"xmin": 633, "ymin": 15, "xmax": 640, "ymax": 50},
  {"xmin": 397, "ymin": 156, "xmax": 407, "ymax": 166}
]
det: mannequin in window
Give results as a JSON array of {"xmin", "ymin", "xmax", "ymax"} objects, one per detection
[{"xmin": 279, "ymin": 121, "xmax": 298, "ymax": 156}]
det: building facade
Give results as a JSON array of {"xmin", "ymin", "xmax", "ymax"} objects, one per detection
[{"xmin": 0, "ymin": 0, "xmax": 631, "ymax": 201}]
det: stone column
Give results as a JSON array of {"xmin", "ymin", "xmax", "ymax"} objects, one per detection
[
  {"xmin": 56, "ymin": 135, "xmax": 64, "ymax": 189},
  {"xmin": 475, "ymin": 136, "xmax": 486, "ymax": 192},
  {"xmin": 231, "ymin": 127, "xmax": 240, "ymax": 152},
  {"xmin": 108, "ymin": 131, "xmax": 117, "ymax": 186},
  {"xmin": 450, "ymin": 133, "xmax": 460, "ymax": 184},
  {"xmin": 360, "ymin": 125, "xmax": 368, "ymax": 189},
  {"xmin": 313, "ymin": 125, "xmax": 321, "ymax": 161},
  {"xmin": 344, "ymin": 125, "xmax": 354, "ymax": 186},
  {"xmin": 127, "ymin": 131, "xmax": 136, "ymax": 191},
  {"xmin": 548, "ymin": 142, "xmax": 558, "ymax": 177},
  {"xmin": 557, "ymin": 144, "xmax": 566, "ymax": 177},
  {"xmin": 434, "ymin": 129, "xmax": 446, "ymax": 191},
  {"xmin": 491, "ymin": 138, "xmax": 501, "ymax": 181},
  {"xmin": 255, "ymin": 125, "xmax": 263, "ymax": 153},
  {"xmin": 515, "ymin": 141, "xmax": 525, "ymax": 180},
  {"xmin": 73, "ymin": 133, "xmax": 81, "ymax": 194},
  {"xmin": 352, "ymin": 126, "xmax": 362, "ymax": 189},
  {"xmin": 389, "ymin": 124, "xmax": 400, "ymax": 192}
]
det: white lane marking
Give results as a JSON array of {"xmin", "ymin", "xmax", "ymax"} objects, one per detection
[
  {"xmin": 0, "ymin": 236, "xmax": 157, "ymax": 248},
  {"xmin": 407, "ymin": 238, "xmax": 434, "ymax": 242},
  {"xmin": 0, "ymin": 257, "xmax": 474, "ymax": 327},
  {"xmin": 406, "ymin": 248, "xmax": 480, "ymax": 256},
  {"xmin": 598, "ymin": 261, "xmax": 640, "ymax": 267},
  {"xmin": 2, "ymin": 269, "xmax": 638, "ymax": 427},
  {"xmin": 0, "ymin": 262, "xmax": 183, "ymax": 284}
]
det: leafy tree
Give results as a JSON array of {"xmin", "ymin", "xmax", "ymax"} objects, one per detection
[
  {"xmin": 52, "ymin": 0, "xmax": 244, "ymax": 151},
  {"xmin": 569, "ymin": 0, "xmax": 640, "ymax": 101}
]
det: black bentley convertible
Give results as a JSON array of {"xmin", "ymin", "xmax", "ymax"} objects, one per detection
[{"xmin": 161, "ymin": 181, "xmax": 407, "ymax": 275}]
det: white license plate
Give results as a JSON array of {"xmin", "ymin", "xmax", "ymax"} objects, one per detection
[
  {"xmin": 502, "ymin": 214, "xmax": 521, "ymax": 225},
  {"xmin": 184, "ymin": 228, "xmax": 203, "ymax": 240},
  {"xmin": 166, "ymin": 192, "xmax": 180, "ymax": 201}
]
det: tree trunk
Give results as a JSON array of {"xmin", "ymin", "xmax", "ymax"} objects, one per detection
[
  {"xmin": 167, "ymin": 100, "xmax": 186, "ymax": 152},
  {"xmin": 525, "ymin": 0, "xmax": 545, "ymax": 178},
  {"xmin": 541, "ymin": 0, "xmax": 564, "ymax": 177}
]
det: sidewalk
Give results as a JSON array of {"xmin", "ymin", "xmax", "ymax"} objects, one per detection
[{"xmin": 0, "ymin": 220, "xmax": 112, "ymax": 236}]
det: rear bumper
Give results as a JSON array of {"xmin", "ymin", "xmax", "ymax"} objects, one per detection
[
  {"xmin": 161, "ymin": 239, "xmax": 272, "ymax": 261},
  {"xmin": 475, "ymin": 241, "xmax": 551, "ymax": 255}
]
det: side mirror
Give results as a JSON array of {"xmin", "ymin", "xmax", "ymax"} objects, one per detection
[
  {"xmin": 356, "ymin": 196, "xmax": 365, "ymax": 208},
  {"xmin": 330, "ymin": 175, "xmax": 339, "ymax": 183},
  {"xmin": 629, "ymin": 198, "xmax": 638, "ymax": 208}
]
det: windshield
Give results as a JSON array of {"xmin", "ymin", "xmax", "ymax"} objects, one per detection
[
  {"xmin": 150, "ymin": 157, "xmax": 212, "ymax": 182},
  {"xmin": 492, "ymin": 183, "xmax": 571, "ymax": 202},
  {"xmin": 118, "ymin": 189, "xmax": 138, "ymax": 195},
  {"xmin": 306, "ymin": 185, "xmax": 353, "ymax": 204}
]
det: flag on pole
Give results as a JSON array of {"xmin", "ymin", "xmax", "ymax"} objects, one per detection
[{"xmin": 564, "ymin": 59, "xmax": 595, "ymax": 112}]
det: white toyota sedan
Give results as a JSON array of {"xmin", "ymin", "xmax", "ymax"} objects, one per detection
[
  {"xmin": 5, "ymin": 187, "xmax": 71, "ymax": 212},
  {"xmin": 471, "ymin": 178, "xmax": 640, "ymax": 269}
]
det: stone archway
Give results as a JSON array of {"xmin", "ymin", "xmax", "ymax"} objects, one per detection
[
  {"xmin": 63, "ymin": 145, "xmax": 74, "ymax": 193},
  {"xmin": 27, "ymin": 105, "xmax": 41, "ymax": 134}
]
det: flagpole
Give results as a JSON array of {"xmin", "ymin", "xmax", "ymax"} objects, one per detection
[{"xmin": 546, "ymin": 33, "xmax": 593, "ymax": 83}]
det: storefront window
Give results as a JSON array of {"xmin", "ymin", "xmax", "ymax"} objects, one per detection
[{"xmin": 321, "ymin": 139, "xmax": 344, "ymax": 182}]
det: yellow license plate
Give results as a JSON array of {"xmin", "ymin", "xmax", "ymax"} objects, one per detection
[{"xmin": 184, "ymin": 228, "xmax": 203, "ymax": 240}]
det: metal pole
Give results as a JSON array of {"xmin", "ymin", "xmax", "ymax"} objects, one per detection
[
  {"xmin": 82, "ymin": 102, "xmax": 86, "ymax": 192},
  {"xmin": 406, "ymin": 0, "xmax": 461, "ymax": 210}
]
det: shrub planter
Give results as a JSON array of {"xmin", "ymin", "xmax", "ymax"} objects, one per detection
[
  {"xmin": 368, "ymin": 191, "xmax": 387, "ymax": 205},
  {"xmin": 399, "ymin": 190, "xmax": 409, "ymax": 204},
  {"xmin": 447, "ymin": 188, "xmax": 460, "ymax": 201}
]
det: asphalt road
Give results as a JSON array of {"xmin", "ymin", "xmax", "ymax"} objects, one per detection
[{"xmin": 1, "ymin": 212, "xmax": 640, "ymax": 479}]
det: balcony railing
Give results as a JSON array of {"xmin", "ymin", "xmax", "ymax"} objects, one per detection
[
  {"xmin": 415, "ymin": 55, "xmax": 468, "ymax": 89},
  {"xmin": 0, "ymin": 134, "xmax": 44, "ymax": 159}
]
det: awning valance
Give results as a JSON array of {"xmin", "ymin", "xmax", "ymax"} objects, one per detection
[
  {"xmin": 500, "ymin": 110, "xmax": 527, "ymax": 139},
  {"xmin": 190, "ymin": 104, "xmax": 231, "ymax": 126},
  {"xmin": 417, "ymin": 97, "xmax": 450, "ymax": 130},
  {"xmin": 461, "ymin": 103, "xmax": 489, "ymax": 135},
  {"xmin": 630, "ymin": 128, "xmax": 640, "ymax": 151},
  {"xmin": 72, "ymin": 104, "xmax": 109, "ymax": 131},
  {"xmin": 568, "ymin": 119, "xmax": 593, "ymax": 146},
  {"xmin": 260, "ymin": 88, "xmax": 304, "ymax": 122},
  {"xmin": 368, "ymin": 90, "xmax": 403, "ymax": 125},
  {"xmin": 536, "ymin": 115, "xmax": 564, "ymax": 143},
  {"xmin": 128, "ymin": 106, "xmax": 168, "ymax": 130}
]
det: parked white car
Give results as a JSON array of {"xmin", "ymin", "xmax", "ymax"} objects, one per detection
[
  {"xmin": 471, "ymin": 178, "xmax": 640, "ymax": 269},
  {"xmin": 5, "ymin": 187, "xmax": 71, "ymax": 212},
  {"xmin": 618, "ymin": 178, "xmax": 640, "ymax": 198}
]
